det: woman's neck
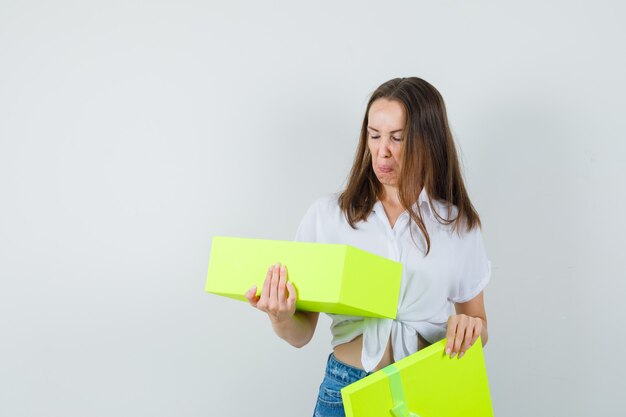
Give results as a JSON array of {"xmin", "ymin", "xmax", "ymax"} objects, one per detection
[{"xmin": 379, "ymin": 185, "xmax": 403, "ymax": 209}]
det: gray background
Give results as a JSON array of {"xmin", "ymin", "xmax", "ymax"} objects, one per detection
[{"xmin": 1, "ymin": 0, "xmax": 625, "ymax": 416}]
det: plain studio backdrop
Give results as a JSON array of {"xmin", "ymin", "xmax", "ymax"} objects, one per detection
[{"xmin": 1, "ymin": 1, "xmax": 625, "ymax": 416}]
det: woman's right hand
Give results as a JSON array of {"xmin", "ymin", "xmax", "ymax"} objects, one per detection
[{"xmin": 244, "ymin": 262, "xmax": 297, "ymax": 325}]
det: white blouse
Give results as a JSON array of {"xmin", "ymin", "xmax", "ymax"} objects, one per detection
[{"xmin": 293, "ymin": 189, "xmax": 491, "ymax": 372}]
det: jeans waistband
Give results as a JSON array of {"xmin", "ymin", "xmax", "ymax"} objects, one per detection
[{"xmin": 325, "ymin": 353, "xmax": 371, "ymax": 384}]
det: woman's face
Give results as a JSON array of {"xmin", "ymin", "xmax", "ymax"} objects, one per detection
[{"xmin": 367, "ymin": 98, "xmax": 406, "ymax": 188}]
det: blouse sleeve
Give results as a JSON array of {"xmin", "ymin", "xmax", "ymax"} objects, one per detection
[{"xmin": 449, "ymin": 226, "xmax": 492, "ymax": 303}]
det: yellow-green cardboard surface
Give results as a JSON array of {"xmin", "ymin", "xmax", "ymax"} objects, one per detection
[
  {"xmin": 206, "ymin": 236, "xmax": 402, "ymax": 319},
  {"xmin": 341, "ymin": 337, "xmax": 493, "ymax": 417}
]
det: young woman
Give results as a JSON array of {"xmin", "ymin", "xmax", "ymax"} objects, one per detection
[{"xmin": 245, "ymin": 77, "xmax": 491, "ymax": 417}]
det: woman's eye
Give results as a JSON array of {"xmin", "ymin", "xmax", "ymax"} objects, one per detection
[
  {"xmin": 393, "ymin": 137, "xmax": 403, "ymax": 142},
  {"xmin": 370, "ymin": 135, "xmax": 380, "ymax": 139}
]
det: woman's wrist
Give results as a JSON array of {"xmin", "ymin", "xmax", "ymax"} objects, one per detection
[{"xmin": 271, "ymin": 311, "xmax": 311, "ymax": 347}]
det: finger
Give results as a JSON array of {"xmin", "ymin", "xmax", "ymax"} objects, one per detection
[
  {"xmin": 286, "ymin": 281, "xmax": 297, "ymax": 311},
  {"xmin": 278, "ymin": 264, "xmax": 287, "ymax": 307},
  {"xmin": 445, "ymin": 316, "xmax": 458, "ymax": 356},
  {"xmin": 459, "ymin": 320, "xmax": 475, "ymax": 359},
  {"xmin": 269, "ymin": 262, "xmax": 280, "ymax": 309},
  {"xmin": 470, "ymin": 319, "xmax": 482, "ymax": 346},
  {"xmin": 452, "ymin": 315, "xmax": 467, "ymax": 358},
  {"xmin": 245, "ymin": 285, "xmax": 259, "ymax": 307},
  {"xmin": 257, "ymin": 266, "xmax": 273, "ymax": 311}
]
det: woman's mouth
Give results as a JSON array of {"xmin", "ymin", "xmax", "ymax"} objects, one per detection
[{"xmin": 379, "ymin": 166, "xmax": 393, "ymax": 173}]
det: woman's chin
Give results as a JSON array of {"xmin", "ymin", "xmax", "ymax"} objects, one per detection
[{"xmin": 376, "ymin": 177, "xmax": 399, "ymax": 187}]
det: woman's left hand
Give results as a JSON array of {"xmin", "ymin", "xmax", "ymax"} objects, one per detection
[{"xmin": 445, "ymin": 314, "xmax": 483, "ymax": 359}]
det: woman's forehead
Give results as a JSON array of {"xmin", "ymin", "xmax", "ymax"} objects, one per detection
[{"xmin": 368, "ymin": 98, "xmax": 406, "ymax": 131}]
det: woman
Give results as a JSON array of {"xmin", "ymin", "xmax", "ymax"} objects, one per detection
[{"xmin": 245, "ymin": 77, "xmax": 491, "ymax": 416}]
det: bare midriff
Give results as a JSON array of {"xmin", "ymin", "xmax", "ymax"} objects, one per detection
[{"xmin": 333, "ymin": 333, "xmax": 431, "ymax": 372}]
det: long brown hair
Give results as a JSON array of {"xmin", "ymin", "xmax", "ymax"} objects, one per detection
[{"xmin": 338, "ymin": 77, "xmax": 481, "ymax": 255}]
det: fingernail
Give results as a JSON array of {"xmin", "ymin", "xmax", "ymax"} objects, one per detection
[
  {"xmin": 450, "ymin": 352, "xmax": 456, "ymax": 358},
  {"xmin": 459, "ymin": 352, "xmax": 464, "ymax": 359},
  {"xmin": 445, "ymin": 348, "xmax": 451, "ymax": 355},
  {"xmin": 281, "ymin": 265, "xmax": 286, "ymax": 271}
]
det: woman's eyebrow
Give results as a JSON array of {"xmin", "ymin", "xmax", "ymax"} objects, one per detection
[{"xmin": 367, "ymin": 126, "xmax": 403, "ymax": 133}]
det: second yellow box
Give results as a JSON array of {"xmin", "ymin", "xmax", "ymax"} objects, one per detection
[{"xmin": 341, "ymin": 338, "xmax": 493, "ymax": 417}]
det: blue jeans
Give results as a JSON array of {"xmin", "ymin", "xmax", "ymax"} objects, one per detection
[{"xmin": 313, "ymin": 353, "xmax": 373, "ymax": 417}]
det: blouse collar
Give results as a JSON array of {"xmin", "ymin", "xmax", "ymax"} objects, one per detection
[{"xmin": 372, "ymin": 188, "xmax": 435, "ymax": 222}]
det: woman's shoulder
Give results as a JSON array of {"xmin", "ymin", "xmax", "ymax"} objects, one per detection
[
  {"xmin": 426, "ymin": 198, "xmax": 459, "ymax": 224},
  {"xmin": 424, "ymin": 198, "xmax": 484, "ymax": 244},
  {"xmin": 295, "ymin": 192, "xmax": 342, "ymax": 227},
  {"xmin": 294, "ymin": 193, "xmax": 343, "ymax": 242},
  {"xmin": 305, "ymin": 192, "xmax": 342, "ymax": 213}
]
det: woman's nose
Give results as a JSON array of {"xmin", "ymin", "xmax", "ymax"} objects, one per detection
[{"xmin": 380, "ymin": 137, "xmax": 392, "ymax": 157}]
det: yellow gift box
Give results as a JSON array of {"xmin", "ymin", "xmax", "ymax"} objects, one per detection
[
  {"xmin": 205, "ymin": 236, "xmax": 402, "ymax": 319},
  {"xmin": 341, "ymin": 337, "xmax": 493, "ymax": 417}
]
